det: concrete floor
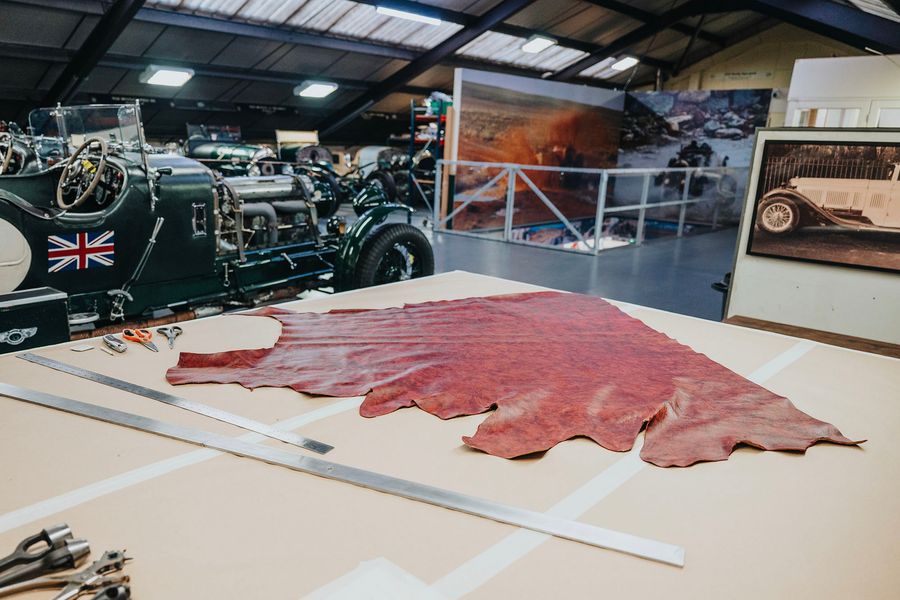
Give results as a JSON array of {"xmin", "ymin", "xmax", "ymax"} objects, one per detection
[{"xmin": 430, "ymin": 228, "xmax": 738, "ymax": 321}]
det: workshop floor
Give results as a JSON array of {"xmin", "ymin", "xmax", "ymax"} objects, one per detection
[{"xmin": 429, "ymin": 228, "xmax": 739, "ymax": 321}]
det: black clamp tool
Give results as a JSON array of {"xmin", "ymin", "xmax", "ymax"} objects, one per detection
[
  {"xmin": 90, "ymin": 583, "xmax": 130, "ymax": 599},
  {"xmin": 0, "ymin": 524, "xmax": 90, "ymax": 588},
  {"xmin": 0, "ymin": 549, "xmax": 130, "ymax": 599}
]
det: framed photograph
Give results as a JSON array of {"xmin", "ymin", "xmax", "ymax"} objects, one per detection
[{"xmin": 746, "ymin": 135, "xmax": 900, "ymax": 273}]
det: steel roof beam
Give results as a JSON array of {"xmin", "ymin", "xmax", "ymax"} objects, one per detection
[
  {"xmin": 550, "ymin": 0, "xmax": 743, "ymax": 81},
  {"xmin": 135, "ymin": 7, "xmax": 418, "ymax": 61},
  {"xmin": 744, "ymin": 0, "xmax": 900, "ymax": 53},
  {"xmin": 581, "ymin": 0, "xmax": 725, "ymax": 46},
  {"xmin": 317, "ymin": 0, "xmax": 535, "ymax": 137},
  {"xmin": 42, "ymin": 0, "xmax": 146, "ymax": 104},
  {"xmin": 353, "ymin": 0, "xmax": 673, "ymax": 68},
  {"xmin": 553, "ymin": 0, "xmax": 900, "ymax": 81},
  {"xmin": 0, "ymin": 43, "xmax": 432, "ymax": 98}
]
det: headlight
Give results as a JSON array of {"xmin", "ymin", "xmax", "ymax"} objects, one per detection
[{"xmin": 248, "ymin": 164, "xmax": 261, "ymax": 177}]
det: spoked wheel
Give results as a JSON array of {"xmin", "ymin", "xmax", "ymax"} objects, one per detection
[
  {"xmin": 757, "ymin": 197, "xmax": 799, "ymax": 234},
  {"xmin": 356, "ymin": 224, "xmax": 434, "ymax": 288}
]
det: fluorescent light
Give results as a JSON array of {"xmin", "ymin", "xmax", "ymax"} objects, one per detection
[
  {"xmin": 611, "ymin": 56, "xmax": 639, "ymax": 71},
  {"xmin": 139, "ymin": 65, "xmax": 194, "ymax": 87},
  {"xmin": 521, "ymin": 35, "xmax": 557, "ymax": 54},
  {"xmin": 375, "ymin": 6, "xmax": 441, "ymax": 25},
  {"xmin": 295, "ymin": 81, "xmax": 339, "ymax": 98}
]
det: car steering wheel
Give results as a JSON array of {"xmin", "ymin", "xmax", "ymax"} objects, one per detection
[
  {"xmin": 56, "ymin": 137, "xmax": 108, "ymax": 209},
  {"xmin": 0, "ymin": 132, "xmax": 12, "ymax": 175}
]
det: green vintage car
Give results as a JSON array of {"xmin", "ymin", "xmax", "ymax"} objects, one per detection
[{"xmin": 0, "ymin": 103, "xmax": 433, "ymax": 328}]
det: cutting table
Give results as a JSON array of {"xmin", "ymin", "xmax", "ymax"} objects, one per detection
[{"xmin": 0, "ymin": 271, "xmax": 897, "ymax": 599}]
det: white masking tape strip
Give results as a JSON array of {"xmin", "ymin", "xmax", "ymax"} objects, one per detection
[
  {"xmin": 432, "ymin": 439, "xmax": 647, "ymax": 599},
  {"xmin": 746, "ymin": 339, "xmax": 816, "ymax": 384},
  {"xmin": 303, "ymin": 557, "xmax": 443, "ymax": 600},
  {"xmin": 431, "ymin": 338, "xmax": 816, "ymax": 598},
  {"xmin": 0, "ymin": 397, "xmax": 362, "ymax": 535}
]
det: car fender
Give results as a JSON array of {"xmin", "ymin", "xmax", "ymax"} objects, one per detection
[
  {"xmin": 334, "ymin": 203, "xmax": 413, "ymax": 291},
  {"xmin": 760, "ymin": 187, "xmax": 833, "ymax": 225}
]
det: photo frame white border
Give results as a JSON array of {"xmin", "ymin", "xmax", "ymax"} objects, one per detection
[{"xmin": 725, "ymin": 127, "xmax": 900, "ymax": 345}]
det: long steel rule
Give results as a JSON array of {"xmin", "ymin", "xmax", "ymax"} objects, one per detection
[
  {"xmin": 0, "ymin": 383, "xmax": 685, "ymax": 567},
  {"xmin": 16, "ymin": 352, "xmax": 333, "ymax": 455}
]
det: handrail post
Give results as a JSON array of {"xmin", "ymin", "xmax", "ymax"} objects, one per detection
[
  {"xmin": 677, "ymin": 169, "xmax": 691, "ymax": 237},
  {"xmin": 636, "ymin": 173, "xmax": 650, "ymax": 246},
  {"xmin": 593, "ymin": 171, "xmax": 608, "ymax": 255},
  {"xmin": 432, "ymin": 160, "xmax": 443, "ymax": 231},
  {"xmin": 503, "ymin": 167, "xmax": 516, "ymax": 241}
]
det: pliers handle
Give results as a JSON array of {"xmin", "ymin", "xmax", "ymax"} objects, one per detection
[
  {"xmin": 0, "ymin": 524, "xmax": 73, "ymax": 574},
  {"xmin": 0, "ymin": 539, "xmax": 89, "ymax": 589}
]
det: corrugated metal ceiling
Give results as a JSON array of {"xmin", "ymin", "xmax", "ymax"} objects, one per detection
[
  {"xmin": 144, "ymin": 0, "xmax": 610, "ymax": 76},
  {"xmin": 147, "ymin": 0, "xmax": 464, "ymax": 50},
  {"xmin": 457, "ymin": 31, "xmax": 590, "ymax": 72}
]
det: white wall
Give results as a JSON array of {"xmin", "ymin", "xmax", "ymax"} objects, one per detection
[
  {"xmin": 786, "ymin": 54, "xmax": 900, "ymax": 127},
  {"xmin": 726, "ymin": 128, "xmax": 900, "ymax": 345}
]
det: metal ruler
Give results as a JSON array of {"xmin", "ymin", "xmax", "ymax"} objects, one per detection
[
  {"xmin": 0, "ymin": 383, "xmax": 684, "ymax": 567},
  {"xmin": 16, "ymin": 353, "xmax": 333, "ymax": 455}
]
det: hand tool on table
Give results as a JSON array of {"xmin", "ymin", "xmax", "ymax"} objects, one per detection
[
  {"xmin": 17, "ymin": 353, "xmax": 334, "ymax": 455},
  {"xmin": 0, "ymin": 539, "xmax": 89, "ymax": 589},
  {"xmin": 0, "ymin": 524, "xmax": 73, "ymax": 575},
  {"xmin": 102, "ymin": 335, "xmax": 126, "ymax": 354},
  {"xmin": 155, "ymin": 326, "xmax": 182, "ymax": 349},
  {"xmin": 121, "ymin": 328, "xmax": 157, "ymax": 352},
  {"xmin": 90, "ymin": 584, "xmax": 129, "ymax": 599},
  {"xmin": 0, "ymin": 383, "xmax": 686, "ymax": 567},
  {"xmin": 0, "ymin": 549, "xmax": 129, "ymax": 599},
  {"xmin": 98, "ymin": 346, "xmax": 115, "ymax": 357}
]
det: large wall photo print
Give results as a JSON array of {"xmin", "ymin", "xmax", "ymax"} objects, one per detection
[
  {"xmin": 451, "ymin": 68, "xmax": 623, "ymax": 231},
  {"xmin": 747, "ymin": 135, "xmax": 900, "ymax": 273}
]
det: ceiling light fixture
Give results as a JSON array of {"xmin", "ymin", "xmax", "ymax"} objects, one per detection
[
  {"xmin": 139, "ymin": 65, "xmax": 194, "ymax": 87},
  {"xmin": 294, "ymin": 81, "xmax": 339, "ymax": 98},
  {"xmin": 521, "ymin": 35, "xmax": 557, "ymax": 54},
  {"xmin": 375, "ymin": 6, "xmax": 441, "ymax": 25},
  {"xmin": 611, "ymin": 56, "xmax": 639, "ymax": 71}
]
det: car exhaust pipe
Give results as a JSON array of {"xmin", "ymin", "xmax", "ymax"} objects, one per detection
[{"xmin": 241, "ymin": 202, "xmax": 278, "ymax": 245}]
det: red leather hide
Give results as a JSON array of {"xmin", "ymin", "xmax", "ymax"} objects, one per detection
[{"xmin": 166, "ymin": 292, "xmax": 861, "ymax": 467}]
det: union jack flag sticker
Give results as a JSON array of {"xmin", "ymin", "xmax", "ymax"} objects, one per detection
[{"xmin": 47, "ymin": 230, "xmax": 115, "ymax": 273}]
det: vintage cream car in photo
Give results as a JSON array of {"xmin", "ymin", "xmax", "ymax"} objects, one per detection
[{"xmin": 756, "ymin": 163, "xmax": 900, "ymax": 234}]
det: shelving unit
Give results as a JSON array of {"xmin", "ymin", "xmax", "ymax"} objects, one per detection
[{"xmin": 405, "ymin": 98, "xmax": 450, "ymax": 211}]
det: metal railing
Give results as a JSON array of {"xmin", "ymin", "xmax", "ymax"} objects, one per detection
[{"xmin": 431, "ymin": 160, "xmax": 745, "ymax": 254}]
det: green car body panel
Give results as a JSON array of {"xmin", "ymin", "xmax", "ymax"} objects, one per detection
[{"xmin": 0, "ymin": 112, "xmax": 421, "ymax": 324}]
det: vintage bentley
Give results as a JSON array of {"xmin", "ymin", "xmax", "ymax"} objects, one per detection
[
  {"xmin": 0, "ymin": 103, "xmax": 433, "ymax": 329},
  {"xmin": 756, "ymin": 163, "xmax": 900, "ymax": 234},
  {"xmin": 183, "ymin": 128, "xmax": 400, "ymax": 213}
]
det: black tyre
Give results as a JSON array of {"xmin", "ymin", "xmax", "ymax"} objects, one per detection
[
  {"xmin": 356, "ymin": 224, "xmax": 434, "ymax": 288},
  {"xmin": 756, "ymin": 196, "xmax": 800, "ymax": 234},
  {"xmin": 319, "ymin": 169, "xmax": 344, "ymax": 214},
  {"xmin": 366, "ymin": 169, "xmax": 398, "ymax": 202}
]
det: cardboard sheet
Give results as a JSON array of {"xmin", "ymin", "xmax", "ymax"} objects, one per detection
[{"xmin": 0, "ymin": 272, "xmax": 895, "ymax": 599}]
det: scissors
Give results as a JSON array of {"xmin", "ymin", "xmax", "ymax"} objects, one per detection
[
  {"xmin": 121, "ymin": 328, "xmax": 158, "ymax": 352},
  {"xmin": 155, "ymin": 326, "xmax": 183, "ymax": 349}
]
